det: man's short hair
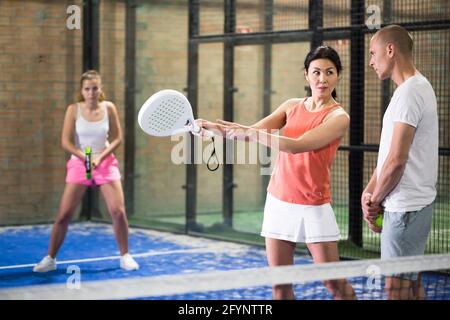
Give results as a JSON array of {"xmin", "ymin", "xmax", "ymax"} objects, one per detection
[{"xmin": 373, "ymin": 25, "xmax": 413, "ymax": 56}]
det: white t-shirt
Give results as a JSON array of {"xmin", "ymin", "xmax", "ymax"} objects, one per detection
[{"xmin": 377, "ymin": 72, "xmax": 438, "ymax": 212}]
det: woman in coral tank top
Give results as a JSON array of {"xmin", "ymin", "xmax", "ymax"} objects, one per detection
[{"xmin": 198, "ymin": 46, "xmax": 355, "ymax": 300}]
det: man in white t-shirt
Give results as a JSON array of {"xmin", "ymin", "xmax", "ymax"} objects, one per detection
[{"xmin": 361, "ymin": 25, "xmax": 439, "ymax": 299}]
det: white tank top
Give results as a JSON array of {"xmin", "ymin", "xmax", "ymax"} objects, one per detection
[{"xmin": 72, "ymin": 102, "xmax": 109, "ymax": 158}]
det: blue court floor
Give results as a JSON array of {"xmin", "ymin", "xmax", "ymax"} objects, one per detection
[{"xmin": 0, "ymin": 223, "xmax": 448, "ymax": 300}]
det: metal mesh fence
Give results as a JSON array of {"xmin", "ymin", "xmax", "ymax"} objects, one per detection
[{"xmin": 1, "ymin": 0, "xmax": 448, "ymax": 262}]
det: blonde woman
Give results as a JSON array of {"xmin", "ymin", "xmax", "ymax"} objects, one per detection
[{"xmin": 33, "ymin": 70, "xmax": 139, "ymax": 272}]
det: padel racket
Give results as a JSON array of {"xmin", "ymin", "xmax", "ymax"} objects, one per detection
[
  {"xmin": 137, "ymin": 89, "xmax": 219, "ymax": 171},
  {"xmin": 137, "ymin": 89, "xmax": 214, "ymax": 137}
]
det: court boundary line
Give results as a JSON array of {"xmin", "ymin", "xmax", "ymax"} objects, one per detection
[{"xmin": 0, "ymin": 247, "xmax": 231, "ymax": 270}]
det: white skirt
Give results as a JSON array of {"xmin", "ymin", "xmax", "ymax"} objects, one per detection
[{"xmin": 261, "ymin": 193, "xmax": 341, "ymax": 243}]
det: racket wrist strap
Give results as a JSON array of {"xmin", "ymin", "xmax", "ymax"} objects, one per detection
[{"xmin": 207, "ymin": 137, "xmax": 219, "ymax": 172}]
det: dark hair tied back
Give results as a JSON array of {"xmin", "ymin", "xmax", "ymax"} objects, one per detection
[{"xmin": 304, "ymin": 45, "xmax": 342, "ymax": 99}]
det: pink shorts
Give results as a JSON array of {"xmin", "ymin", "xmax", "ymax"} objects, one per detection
[{"xmin": 65, "ymin": 154, "xmax": 121, "ymax": 186}]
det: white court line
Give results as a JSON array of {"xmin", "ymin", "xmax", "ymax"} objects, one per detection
[{"xmin": 0, "ymin": 247, "xmax": 218, "ymax": 271}]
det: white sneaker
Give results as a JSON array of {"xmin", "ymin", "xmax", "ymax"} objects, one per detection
[
  {"xmin": 120, "ymin": 253, "xmax": 139, "ymax": 271},
  {"xmin": 33, "ymin": 255, "xmax": 57, "ymax": 273}
]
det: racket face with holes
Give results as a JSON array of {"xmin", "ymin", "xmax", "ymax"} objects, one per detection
[{"xmin": 137, "ymin": 89, "xmax": 196, "ymax": 137}]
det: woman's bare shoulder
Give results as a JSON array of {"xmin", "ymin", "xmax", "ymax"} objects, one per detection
[
  {"xmin": 284, "ymin": 97, "xmax": 306, "ymax": 116},
  {"xmin": 65, "ymin": 103, "xmax": 78, "ymax": 118}
]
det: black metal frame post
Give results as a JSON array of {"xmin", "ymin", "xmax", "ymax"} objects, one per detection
[
  {"xmin": 309, "ymin": 0, "xmax": 323, "ymax": 48},
  {"xmin": 348, "ymin": 0, "xmax": 365, "ymax": 247},
  {"xmin": 124, "ymin": 0, "xmax": 136, "ymax": 217},
  {"xmin": 223, "ymin": 0, "xmax": 236, "ymax": 227},
  {"xmin": 307, "ymin": 0, "xmax": 323, "ymax": 96},
  {"xmin": 81, "ymin": 0, "xmax": 100, "ymax": 220},
  {"xmin": 186, "ymin": 0, "xmax": 202, "ymax": 232},
  {"xmin": 262, "ymin": 0, "xmax": 273, "ymax": 194},
  {"xmin": 381, "ymin": 0, "xmax": 392, "ymax": 118},
  {"xmin": 82, "ymin": 0, "xmax": 100, "ymax": 71}
]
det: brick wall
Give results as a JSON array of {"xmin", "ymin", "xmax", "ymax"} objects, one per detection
[
  {"xmin": 0, "ymin": 0, "xmax": 83, "ymax": 224},
  {"xmin": 0, "ymin": 0, "xmax": 128, "ymax": 224}
]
